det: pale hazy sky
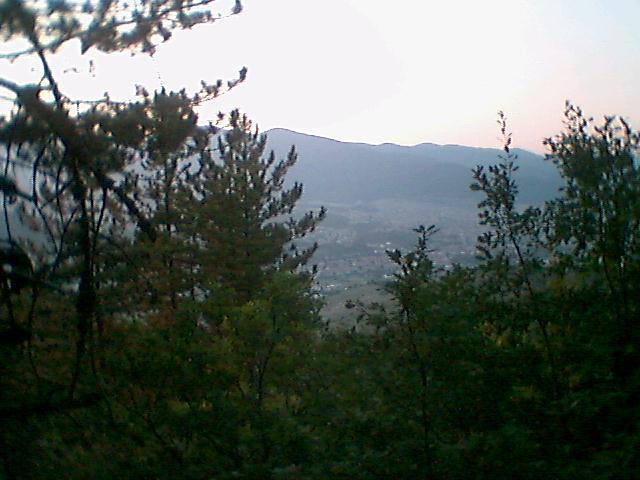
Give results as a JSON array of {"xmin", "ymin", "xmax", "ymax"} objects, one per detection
[{"xmin": 3, "ymin": 0, "xmax": 640, "ymax": 153}]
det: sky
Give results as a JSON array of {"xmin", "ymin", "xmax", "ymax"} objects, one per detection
[{"xmin": 2, "ymin": 0, "xmax": 640, "ymax": 153}]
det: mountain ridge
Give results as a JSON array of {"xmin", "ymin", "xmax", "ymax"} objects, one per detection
[
  {"xmin": 263, "ymin": 127, "xmax": 560, "ymax": 206},
  {"xmin": 265, "ymin": 127, "xmax": 543, "ymax": 159}
]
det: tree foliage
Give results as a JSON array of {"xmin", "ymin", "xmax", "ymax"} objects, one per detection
[{"xmin": 1, "ymin": 1, "xmax": 639, "ymax": 477}]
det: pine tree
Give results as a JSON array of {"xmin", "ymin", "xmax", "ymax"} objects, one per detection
[
  {"xmin": 176, "ymin": 110, "xmax": 326, "ymax": 305},
  {"xmin": 0, "ymin": 1, "xmax": 245, "ymax": 476},
  {"xmin": 87, "ymin": 112, "xmax": 326, "ymax": 477}
]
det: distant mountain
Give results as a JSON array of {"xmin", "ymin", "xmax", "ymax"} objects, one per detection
[
  {"xmin": 263, "ymin": 128, "xmax": 564, "ymax": 317},
  {"xmin": 265, "ymin": 128, "xmax": 561, "ymax": 207}
]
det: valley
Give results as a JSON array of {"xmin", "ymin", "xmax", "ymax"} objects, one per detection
[{"xmin": 265, "ymin": 129, "xmax": 561, "ymax": 322}]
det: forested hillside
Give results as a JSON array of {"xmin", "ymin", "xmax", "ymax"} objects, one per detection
[{"xmin": 1, "ymin": 1, "xmax": 639, "ymax": 479}]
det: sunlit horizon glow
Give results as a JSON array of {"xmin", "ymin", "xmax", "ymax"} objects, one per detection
[{"xmin": 2, "ymin": 0, "xmax": 639, "ymax": 154}]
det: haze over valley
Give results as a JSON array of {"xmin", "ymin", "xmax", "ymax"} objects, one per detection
[{"xmin": 265, "ymin": 128, "xmax": 562, "ymax": 320}]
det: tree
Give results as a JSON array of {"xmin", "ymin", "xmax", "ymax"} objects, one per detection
[
  {"xmin": 87, "ymin": 113, "xmax": 327, "ymax": 477},
  {"xmin": 465, "ymin": 105, "xmax": 640, "ymax": 479},
  {"xmin": 471, "ymin": 111, "xmax": 559, "ymax": 398},
  {"xmin": 539, "ymin": 105, "xmax": 640, "ymax": 478},
  {"xmin": 178, "ymin": 110, "xmax": 326, "ymax": 305},
  {"xmin": 543, "ymin": 103, "xmax": 640, "ymax": 380},
  {"xmin": 0, "ymin": 1, "xmax": 246, "ymax": 476}
]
